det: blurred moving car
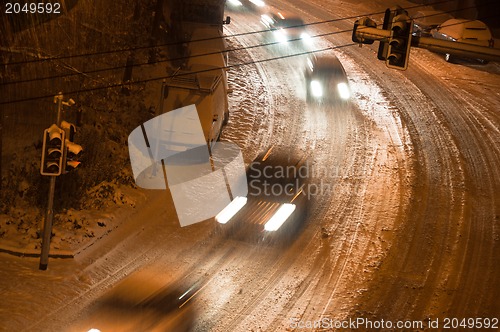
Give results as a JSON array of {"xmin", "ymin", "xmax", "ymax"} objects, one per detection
[
  {"xmin": 81, "ymin": 270, "xmax": 198, "ymax": 332},
  {"xmin": 248, "ymin": 0, "xmax": 266, "ymax": 8},
  {"xmin": 215, "ymin": 146, "xmax": 309, "ymax": 243},
  {"xmin": 226, "ymin": 0, "xmax": 244, "ymax": 9},
  {"xmin": 430, "ymin": 19, "xmax": 494, "ymax": 63},
  {"xmin": 304, "ymin": 53, "xmax": 351, "ymax": 103},
  {"xmin": 226, "ymin": 0, "xmax": 266, "ymax": 12},
  {"xmin": 260, "ymin": 11, "xmax": 311, "ymax": 45},
  {"xmin": 411, "ymin": 10, "xmax": 453, "ymax": 37}
]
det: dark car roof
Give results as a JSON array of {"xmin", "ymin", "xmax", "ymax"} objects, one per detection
[
  {"xmin": 307, "ymin": 54, "xmax": 347, "ymax": 78},
  {"xmin": 233, "ymin": 146, "xmax": 309, "ymax": 227},
  {"xmin": 247, "ymin": 146, "xmax": 308, "ymax": 194},
  {"xmin": 311, "ymin": 55, "xmax": 343, "ymax": 69},
  {"xmin": 266, "ymin": 12, "xmax": 305, "ymax": 27},
  {"xmin": 249, "ymin": 146, "xmax": 306, "ymax": 177}
]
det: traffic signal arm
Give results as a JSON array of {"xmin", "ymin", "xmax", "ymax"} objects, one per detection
[
  {"xmin": 353, "ymin": 25, "xmax": 391, "ymax": 43},
  {"xmin": 353, "ymin": 17, "xmax": 500, "ymax": 64},
  {"xmin": 413, "ymin": 36, "xmax": 500, "ymax": 63}
]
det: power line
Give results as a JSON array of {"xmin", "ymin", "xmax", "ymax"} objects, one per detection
[
  {"xmin": 0, "ymin": 1, "xmax": 495, "ymax": 105},
  {"xmin": 1, "ymin": 0, "xmax": 459, "ymax": 67},
  {"xmin": 0, "ymin": 28, "xmax": 354, "ymax": 86},
  {"xmin": 0, "ymin": 43, "xmax": 356, "ymax": 106},
  {"xmin": 0, "ymin": 2, "xmax": 491, "ymax": 87}
]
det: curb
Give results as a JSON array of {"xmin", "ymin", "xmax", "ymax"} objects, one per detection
[
  {"xmin": 0, "ymin": 244, "xmax": 75, "ymax": 258},
  {"xmin": 0, "ymin": 224, "xmax": 116, "ymax": 259}
]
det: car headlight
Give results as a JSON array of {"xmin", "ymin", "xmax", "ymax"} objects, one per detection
[
  {"xmin": 273, "ymin": 29, "xmax": 288, "ymax": 43},
  {"xmin": 300, "ymin": 32, "xmax": 312, "ymax": 43},
  {"xmin": 227, "ymin": 0, "xmax": 243, "ymax": 6},
  {"xmin": 337, "ymin": 82, "xmax": 350, "ymax": 100},
  {"xmin": 310, "ymin": 80, "xmax": 323, "ymax": 98},
  {"xmin": 249, "ymin": 0, "xmax": 266, "ymax": 6},
  {"xmin": 264, "ymin": 203, "xmax": 296, "ymax": 231},
  {"xmin": 216, "ymin": 196, "xmax": 247, "ymax": 224},
  {"xmin": 261, "ymin": 14, "xmax": 273, "ymax": 28}
]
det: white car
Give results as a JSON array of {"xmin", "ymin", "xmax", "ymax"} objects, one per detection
[
  {"xmin": 430, "ymin": 19, "xmax": 494, "ymax": 63},
  {"xmin": 226, "ymin": 0, "xmax": 266, "ymax": 12},
  {"xmin": 304, "ymin": 54, "xmax": 351, "ymax": 103},
  {"xmin": 260, "ymin": 11, "xmax": 311, "ymax": 45}
]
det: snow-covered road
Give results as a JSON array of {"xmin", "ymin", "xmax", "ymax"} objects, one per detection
[{"xmin": 1, "ymin": 0, "xmax": 499, "ymax": 331}]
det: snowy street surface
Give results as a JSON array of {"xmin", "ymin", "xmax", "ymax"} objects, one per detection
[{"xmin": 1, "ymin": 0, "xmax": 499, "ymax": 331}]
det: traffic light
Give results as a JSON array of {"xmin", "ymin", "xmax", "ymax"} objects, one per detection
[
  {"xmin": 64, "ymin": 141, "xmax": 83, "ymax": 172},
  {"xmin": 352, "ymin": 17, "xmax": 377, "ymax": 45},
  {"xmin": 386, "ymin": 10, "xmax": 412, "ymax": 70},
  {"xmin": 40, "ymin": 124, "xmax": 65, "ymax": 176},
  {"xmin": 377, "ymin": 8, "xmax": 395, "ymax": 61},
  {"xmin": 61, "ymin": 121, "xmax": 82, "ymax": 173}
]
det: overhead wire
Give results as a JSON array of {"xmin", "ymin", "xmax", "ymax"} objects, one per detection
[
  {"xmin": 0, "ymin": 43, "xmax": 357, "ymax": 105},
  {"xmin": 0, "ymin": 1, "xmax": 492, "ymax": 88},
  {"xmin": 0, "ymin": 0, "xmax": 461, "ymax": 67},
  {"xmin": 0, "ymin": 0, "xmax": 495, "ymax": 105},
  {"xmin": 0, "ymin": 27, "xmax": 354, "ymax": 86}
]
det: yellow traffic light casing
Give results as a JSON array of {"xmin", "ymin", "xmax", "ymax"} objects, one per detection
[
  {"xmin": 60, "ymin": 120, "xmax": 76, "ymax": 142},
  {"xmin": 40, "ymin": 124, "xmax": 65, "ymax": 176},
  {"xmin": 377, "ymin": 8, "xmax": 394, "ymax": 60},
  {"xmin": 61, "ymin": 121, "xmax": 83, "ymax": 173},
  {"xmin": 386, "ymin": 12, "xmax": 413, "ymax": 70},
  {"xmin": 63, "ymin": 140, "xmax": 83, "ymax": 173},
  {"xmin": 352, "ymin": 17, "xmax": 377, "ymax": 45}
]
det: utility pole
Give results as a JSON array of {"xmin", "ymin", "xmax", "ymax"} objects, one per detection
[
  {"xmin": 39, "ymin": 92, "xmax": 74, "ymax": 270},
  {"xmin": 0, "ymin": 104, "xmax": 3, "ymax": 191}
]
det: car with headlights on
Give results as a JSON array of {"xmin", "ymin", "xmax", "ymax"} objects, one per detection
[
  {"xmin": 215, "ymin": 146, "xmax": 309, "ymax": 244},
  {"xmin": 260, "ymin": 11, "xmax": 312, "ymax": 46},
  {"xmin": 304, "ymin": 53, "xmax": 351, "ymax": 103},
  {"xmin": 430, "ymin": 19, "xmax": 494, "ymax": 63},
  {"xmin": 226, "ymin": 0, "xmax": 266, "ymax": 12}
]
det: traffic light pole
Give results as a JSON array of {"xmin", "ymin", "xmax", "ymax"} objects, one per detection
[
  {"xmin": 39, "ymin": 92, "xmax": 67, "ymax": 270},
  {"xmin": 39, "ymin": 176, "xmax": 56, "ymax": 270},
  {"xmin": 0, "ymin": 105, "xmax": 3, "ymax": 191}
]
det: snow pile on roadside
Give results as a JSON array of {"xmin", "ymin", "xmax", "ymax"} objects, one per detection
[{"xmin": 0, "ymin": 180, "xmax": 146, "ymax": 255}]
